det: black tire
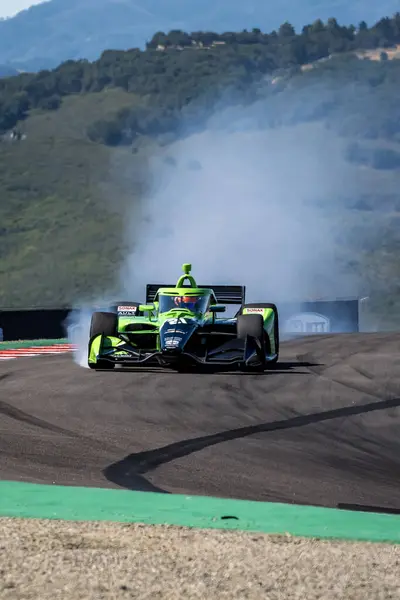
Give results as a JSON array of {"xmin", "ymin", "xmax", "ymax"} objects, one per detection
[
  {"xmin": 240, "ymin": 303, "xmax": 280, "ymax": 360},
  {"xmin": 237, "ymin": 314, "xmax": 266, "ymax": 372},
  {"xmin": 90, "ymin": 311, "xmax": 117, "ymax": 338},
  {"xmin": 89, "ymin": 312, "xmax": 117, "ymax": 370}
]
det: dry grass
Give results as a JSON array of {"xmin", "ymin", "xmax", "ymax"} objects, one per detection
[{"xmin": 0, "ymin": 517, "xmax": 399, "ymax": 599}]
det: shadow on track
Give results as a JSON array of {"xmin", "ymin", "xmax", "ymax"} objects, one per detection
[
  {"xmin": 104, "ymin": 395, "xmax": 400, "ymax": 493},
  {"xmin": 338, "ymin": 503, "xmax": 400, "ymax": 515},
  {"xmin": 99, "ymin": 361, "xmax": 321, "ymax": 376}
]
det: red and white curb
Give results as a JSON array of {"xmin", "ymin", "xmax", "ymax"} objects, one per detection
[{"xmin": 0, "ymin": 344, "xmax": 74, "ymax": 361}]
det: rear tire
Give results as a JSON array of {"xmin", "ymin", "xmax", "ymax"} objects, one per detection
[
  {"xmin": 237, "ymin": 314, "xmax": 266, "ymax": 372},
  {"xmin": 89, "ymin": 312, "xmax": 117, "ymax": 370}
]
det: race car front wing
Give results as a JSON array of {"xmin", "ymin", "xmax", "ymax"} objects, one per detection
[{"xmin": 88, "ymin": 334, "xmax": 277, "ymax": 369}]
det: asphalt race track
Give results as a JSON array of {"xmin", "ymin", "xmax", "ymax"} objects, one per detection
[{"xmin": 1, "ymin": 333, "xmax": 400, "ymax": 513}]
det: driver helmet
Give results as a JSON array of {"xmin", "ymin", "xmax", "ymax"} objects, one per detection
[{"xmin": 174, "ymin": 296, "xmax": 200, "ymax": 311}]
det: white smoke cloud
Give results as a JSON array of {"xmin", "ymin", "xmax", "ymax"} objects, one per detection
[
  {"xmin": 120, "ymin": 117, "xmax": 356, "ymax": 305},
  {"xmin": 68, "ymin": 81, "xmax": 366, "ymax": 364},
  {"xmin": 66, "ymin": 301, "xmax": 114, "ymax": 368}
]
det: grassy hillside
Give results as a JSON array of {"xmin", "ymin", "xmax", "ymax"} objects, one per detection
[{"xmin": 0, "ymin": 89, "xmax": 147, "ymax": 307}]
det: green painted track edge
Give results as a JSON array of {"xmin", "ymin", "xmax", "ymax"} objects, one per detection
[
  {"xmin": 0, "ymin": 482, "xmax": 399, "ymax": 543},
  {"xmin": 0, "ymin": 338, "xmax": 68, "ymax": 349}
]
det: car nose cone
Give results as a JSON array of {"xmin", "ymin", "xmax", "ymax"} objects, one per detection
[{"xmin": 161, "ymin": 347, "xmax": 182, "ymax": 355}]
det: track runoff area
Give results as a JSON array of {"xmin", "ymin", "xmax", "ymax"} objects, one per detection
[{"xmin": 0, "ymin": 332, "xmax": 399, "ymax": 599}]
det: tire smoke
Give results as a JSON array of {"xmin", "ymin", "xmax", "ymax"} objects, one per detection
[{"xmin": 68, "ymin": 80, "xmax": 368, "ymax": 365}]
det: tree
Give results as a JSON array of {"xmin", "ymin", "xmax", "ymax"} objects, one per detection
[
  {"xmin": 279, "ymin": 22, "xmax": 296, "ymax": 37},
  {"xmin": 164, "ymin": 30, "xmax": 192, "ymax": 47},
  {"xmin": 374, "ymin": 17, "xmax": 395, "ymax": 44},
  {"xmin": 327, "ymin": 17, "xmax": 339, "ymax": 31},
  {"xmin": 146, "ymin": 31, "xmax": 168, "ymax": 49},
  {"xmin": 87, "ymin": 119, "xmax": 122, "ymax": 146},
  {"xmin": 310, "ymin": 19, "xmax": 325, "ymax": 34}
]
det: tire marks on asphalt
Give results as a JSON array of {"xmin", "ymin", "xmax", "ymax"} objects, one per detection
[{"xmin": 1, "ymin": 333, "xmax": 400, "ymax": 509}]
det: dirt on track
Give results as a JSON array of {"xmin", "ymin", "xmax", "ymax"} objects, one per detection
[{"xmin": 1, "ymin": 333, "xmax": 400, "ymax": 511}]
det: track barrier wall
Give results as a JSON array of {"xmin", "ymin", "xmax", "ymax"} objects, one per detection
[
  {"xmin": 0, "ymin": 299, "xmax": 360, "ymax": 341},
  {"xmin": 0, "ymin": 308, "xmax": 70, "ymax": 341}
]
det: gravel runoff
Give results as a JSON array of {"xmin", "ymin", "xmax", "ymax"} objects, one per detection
[{"xmin": 0, "ymin": 518, "xmax": 399, "ymax": 599}]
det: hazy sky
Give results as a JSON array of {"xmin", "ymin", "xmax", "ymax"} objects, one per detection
[{"xmin": 0, "ymin": 0, "xmax": 44, "ymax": 18}]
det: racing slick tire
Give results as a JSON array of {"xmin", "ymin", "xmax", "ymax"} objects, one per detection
[
  {"xmin": 89, "ymin": 311, "xmax": 117, "ymax": 370},
  {"xmin": 241, "ymin": 303, "xmax": 279, "ymax": 363},
  {"xmin": 237, "ymin": 314, "xmax": 266, "ymax": 372}
]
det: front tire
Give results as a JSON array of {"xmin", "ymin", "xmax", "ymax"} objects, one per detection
[
  {"xmin": 240, "ymin": 303, "xmax": 279, "ymax": 363},
  {"xmin": 237, "ymin": 314, "xmax": 266, "ymax": 372},
  {"xmin": 89, "ymin": 312, "xmax": 117, "ymax": 370}
]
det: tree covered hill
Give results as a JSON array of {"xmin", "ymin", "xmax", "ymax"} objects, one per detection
[
  {"xmin": 0, "ymin": 0, "xmax": 399, "ymax": 71},
  {"xmin": 1, "ymin": 13, "xmax": 400, "ymax": 142}
]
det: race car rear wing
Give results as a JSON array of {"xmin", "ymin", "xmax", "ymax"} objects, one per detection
[{"xmin": 146, "ymin": 284, "xmax": 246, "ymax": 305}]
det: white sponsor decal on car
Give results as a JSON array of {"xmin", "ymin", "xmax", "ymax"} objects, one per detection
[
  {"xmin": 166, "ymin": 329, "xmax": 186, "ymax": 335},
  {"xmin": 166, "ymin": 318, "xmax": 187, "ymax": 325},
  {"xmin": 165, "ymin": 338, "xmax": 180, "ymax": 347},
  {"xmin": 284, "ymin": 312, "xmax": 331, "ymax": 334},
  {"xmin": 118, "ymin": 306, "xmax": 137, "ymax": 312},
  {"xmin": 245, "ymin": 308, "xmax": 265, "ymax": 314}
]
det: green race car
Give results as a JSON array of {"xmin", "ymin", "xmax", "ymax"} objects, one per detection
[{"xmin": 88, "ymin": 263, "xmax": 279, "ymax": 372}]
